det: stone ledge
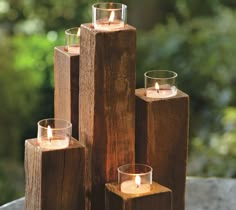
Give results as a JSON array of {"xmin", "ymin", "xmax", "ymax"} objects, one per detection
[
  {"xmin": 1, "ymin": 177, "xmax": 236, "ymax": 210},
  {"xmin": 185, "ymin": 177, "xmax": 236, "ymax": 210},
  {"xmin": 0, "ymin": 197, "xmax": 25, "ymax": 210}
]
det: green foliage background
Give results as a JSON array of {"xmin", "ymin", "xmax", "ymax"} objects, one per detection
[{"xmin": 0, "ymin": 0, "xmax": 236, "ymax": 205}]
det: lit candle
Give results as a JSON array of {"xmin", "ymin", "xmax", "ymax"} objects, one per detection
[
  {"xmin": 92, "ymin": 2, "xmax": 127, "ymax": 31},
  {"xmin": 146, "ymin": 83, "xmax": 177, "ymax": 99},
  {"xmin": 145, "ymin": 70, "xmax": 178, "ymax": 99},
  {"xmin": 155, "ymin": 82, "xmax": 159, "ymax": 93},
  {"xmin": 47, "ymin": 125, "xmax": 53, "ymax": 142},
  {"xmin": 120, "ymin": 175, "xmax": 151, "ymax": 194},
  {"xmin": 135, "ymin": 175, "xmax": 141, "ymax": 187},
  {"xmin": 118, "ymin": 164, "xmax": 152, "ymax": 195},
  {"xmin": 65, "ymin": 27, "xmax": 80, "ymax": 54},
  {"xmin": 37, "ymin": 118, "xmax": 72, "ymax": 149}
]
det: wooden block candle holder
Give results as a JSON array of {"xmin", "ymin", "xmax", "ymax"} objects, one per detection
[
  {"xmin": 79, "ymin": 23, "xmax": 136, "ymax": 210},
  {"xmin": 135, "ymin": 88, "xmax": 189, "ymax": 210},
  {"xmin": 24, "ymin": 138, "xmax": 85, "ymax": 210},
  {"xmin": 54, "ymin": 46, "xmax": 80, "ymax": 139},
  {"xmin": 105, "ymin": 182, "xmax": 172, "ymax": 210}
]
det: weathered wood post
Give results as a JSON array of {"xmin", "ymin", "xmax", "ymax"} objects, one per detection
[
  {"xmin": 79, "ymin": 23, "xmax": 136, "ymax": 210},
  {"xmin": 24, "ymin": 138, "xmax": 85, "ymax": 210},
  {"xmin": 135, "ymin": 88, "xmax": 189, "ymax": 210},
  {"xmin": 54, "ymin": 46, "xmax": 80, "ymax": 139}
]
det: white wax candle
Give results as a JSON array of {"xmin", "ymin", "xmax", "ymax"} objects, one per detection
[
  {"xmin": 146, "ymin": 85, "xmax": 177, "ymax": 99},
  {"xmin": 39, "ymin": 137, "xmax": 69, "ymax": 149},
  {"xmin": 94, "ymin": 19, "xmax": 124, "ymax": 31},
  {"xmin": 120, "ymin": 180, "xmax": 151, "ymax": 194},
  {"xmin": 67, "ymin": 45, "xmax": 80, "ymax": 54}
]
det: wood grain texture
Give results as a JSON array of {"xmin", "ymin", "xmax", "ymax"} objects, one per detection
[
  {"xmin": 79, "ymin": 24, "xmax": 136, "ymax": 210},
  {"xmin": 24, "ymin": 138, "xmax": 85, "ymax": 210},
  {"xmin": 54, "ymin": 46, "xmax": 80, "ymax": 139},
  {"xmin": 105, "ymin": 182, "xmax": 172, "ymax": 210},
  {"xmin": 135, "ymin": 88, "xmax": 189, "ymax": 210}
]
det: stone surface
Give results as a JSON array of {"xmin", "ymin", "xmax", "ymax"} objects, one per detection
[
  {"xmin": 0, "ymin": 197, "xmax": 24, "ymax": 210},
  {"xmin": 185, "ymin": 177, "xmax": 236, "ymax": 210},
  {"xmin": 1, "ymin": 177, "xmax": 236, "ymax": 210}
]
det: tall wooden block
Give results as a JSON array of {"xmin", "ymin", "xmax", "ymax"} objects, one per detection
[
  {"xmin": 79, "ymin": 24, "xmax": 136, "ymax": 210},
  {"xmin": 105, "ymin": 182, "xmax": 172, "ymax": 210},
  {"xmin": 135, "ymin": 88, "xmax": 189, "ymax": 210},
  {"xmin": 54, "ymin": 46, "xmax": 80, "ymax": 139},
  {"xmin": 24, "ymin": 138, "xmax": 85, "ymax": 210}
]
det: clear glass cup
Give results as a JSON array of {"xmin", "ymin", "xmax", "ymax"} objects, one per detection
[
  {"xmin": 144, "ymin": 70, "xmax": 178, "ymax": 99},
  {"xmin": 118, "ymin": 164, "xmax": 152, "ymax": 194},
  {"xmin": 65, "ymin": 27, "xmax": 80, "ymax": 54},
  {"xmin": 92, "ymin": 2, "xmax": 127, "ymax": 31},
  {"xmin": 37, "ymin": 118, "xmax": 72, "ymax": 149}
]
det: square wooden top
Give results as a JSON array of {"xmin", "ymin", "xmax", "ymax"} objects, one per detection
[
  {"xmin": 135, "ymin": 88, "xmax": 189, "ymax": 102},
  {"xmin": 106, "ymin": 181, "xmax": 171, "ymax": 199},
  {"xmin": 25, "ymin": 138, "xmax": 84, "ymax": 151}
]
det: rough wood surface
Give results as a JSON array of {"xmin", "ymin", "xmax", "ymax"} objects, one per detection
[
  {"xmin": 24, "ymin": 138, "xmax": 85, "ymax": 210},
  {"xmin": 135, "ymin": 88, "xmax": 189, "ymax": 210},
  {"xmin": 105, "ymin": 182, "xmax": 172, "ymax": 210},
  {"xmin": 54, "ymin": 46, "xmax": 80, "ymax": 139},
  {"xmin": 79, "ymin": 23, "xmax": 136, "ymax": 210}
]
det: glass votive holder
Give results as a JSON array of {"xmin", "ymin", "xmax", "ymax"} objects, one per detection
[
  {"xmin": 37, "ymin": 118, "xmax": 72, "ymax": 149},
  {"xmin": 65, "ymin": 27, "xmax": 80, "ymax": 54},
  {"xmin": 118, "ymin": 164, "xmax": 152, "ymax": 194},
  {"xmin": 144, "ymin": 70, "xmax": 178, "ymax": 99},
  {"xmin": 92, "ymin": 2, "xmax": 127, "ymax": 31}
]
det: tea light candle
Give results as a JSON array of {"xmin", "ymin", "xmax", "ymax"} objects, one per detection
[
  {"xmin": 37, "ymin": 118, "xmax": 72, "ymax": 149},
  {"xmin": 145, "ymin": 70, "xmax": 178, "ymax": 99},
  {"xmin": 118, "ymin": 164, "xmax": 152, "ymax": 194},
  {"xmin": 120, "ymin": 175, "xmax": 151, "ymax": 194},
  {"xmin": 146, "ymin": 83, "xmax": 177, "ymax": 98},
  {"xmin": 65, "ymin": 27, "xmax": 80, "ymax": 54},
  {"xmin": 92, "ymin": 2, "xmax": 127, "ymax": 31}
]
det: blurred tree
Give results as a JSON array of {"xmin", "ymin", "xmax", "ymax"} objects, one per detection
[
  {"xmin": 189, "ymin": 106, "xmax": 236, "ymax": 177},
  {"xmin": 186, "ymin": 0, "xmax": 220, "ymax": 17},
  {"xmin": 123, "ymin": 0, "xmax": 182, "ymax": 29},
  {"xmin": 220, "ymin": 0, "xmax": 236, "ymax": 8}
]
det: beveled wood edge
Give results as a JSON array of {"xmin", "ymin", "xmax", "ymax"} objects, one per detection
[
  {"xmin": 81, "ymin": 23, "xmax": 136, "ymax": 33},
  {"xmin": 105, "ymin": 181, "xmax": 171, "ymax": 200},
  {"xmin": 135, "ymin": 88, "xmax": 189, "ymax": 102},
  {"xmin": 25, "ymin": 138, "xmax": 84, "ymax": 151},
  {"xmin": 54, "ymin": 46, "xmax": 80, "ymax": 57}
]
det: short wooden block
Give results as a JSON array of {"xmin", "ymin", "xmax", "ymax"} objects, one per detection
[
  {"xmin": 105, "ymin": 182, "xmax": 172, "ymax": 210},
  {"xmin": 79, "ymin": 24, "xmax": 136, "ymax": 210},
  {"xmin": 24, "ymin": 138, "xmax": 85, "ymax": 210},
  {"xmin": 54, "ymin": 46, "xmax": 80, "ymax": 139},
  {"xmin": 135, "ymin": 88, "xmax": 189, "ymax": 210}
]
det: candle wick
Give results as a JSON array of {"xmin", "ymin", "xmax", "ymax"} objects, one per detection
[
  {"xmin": 136, "ymin": 184, "xmax": 140, "ymax": 188},
  {"xmin": 156, "ymin": 89, "xmax": 159, "ymax": 93}
]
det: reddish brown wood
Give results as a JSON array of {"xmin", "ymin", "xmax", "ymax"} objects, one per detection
[
  {"xmin": 79, "ymin": 24, "xmax": 136, "ymax": 210},
  {"xmin": 135, "ymin": 88, "xmax": 189, "ymax": 210},
  {"xmin": 54, "ymin": 46, "xmax": 79, "ymax": 139},
  {"xmin": 105, "ymin": 182, "xmax": 172, "ymax": 210},
  {"xmin": 24, "ymin": 138, "xmax": 85, "ymax": 210}
]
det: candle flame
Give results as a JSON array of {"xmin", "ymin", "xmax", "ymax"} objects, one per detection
[
  {"xmin": 155, "ymin": 82, "xmax": 160, "ymax": 93},
  {"xmin": 135, "ymin": 175, "xmax": 141, "ymax": 188},
  {"xmin": 108, "ymin": 11, "xmax": 115, "ymax": 22},
  {"xmin": 47, "ymin": 125, "xmax": 53, "ymax": 140},
  {"xmin": 77, "ymin": 28, "xmax": 80, "ymax": 36}
]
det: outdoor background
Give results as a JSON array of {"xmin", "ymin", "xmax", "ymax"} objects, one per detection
[{"xmin": 1, "ymin": 0, "xmax": 236, "ymax": 205}]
